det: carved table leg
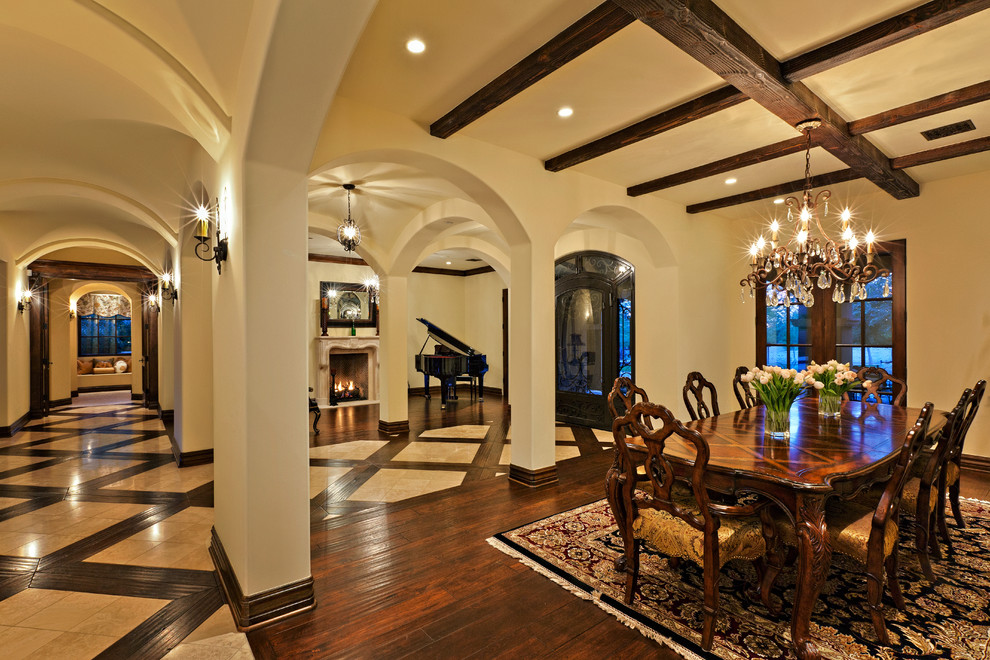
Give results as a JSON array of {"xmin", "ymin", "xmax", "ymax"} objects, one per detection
[{"xmin": 792, "ymin": 493, "xmax": 831, "ymax": 660}]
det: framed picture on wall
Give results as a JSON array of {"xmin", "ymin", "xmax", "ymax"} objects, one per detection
[{"xmin": 320, "ymin": 281, "xmax": 378, "ymax": 327}]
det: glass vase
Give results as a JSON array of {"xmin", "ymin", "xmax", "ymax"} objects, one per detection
[
  {"xmin": 765, "ymin": 406, "xmax": 790, "ymax": 440},
  {"xmin": 818, "ymin": 392, "xmax": 841, "ymax": 418}
]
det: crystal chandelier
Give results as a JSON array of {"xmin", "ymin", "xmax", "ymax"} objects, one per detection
[
  {"xmin": 336, "ymin": 183, "xmax": 362, "ymax": 252},
  {"xmin": 740, "ymin": 119, "xmax": 890, "ymax": 307}
]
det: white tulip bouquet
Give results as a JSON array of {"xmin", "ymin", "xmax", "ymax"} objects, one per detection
[
  {"xmin": 739, "ymin": 366, "xmax": 810, "ymax": 437},
  {"xmin": 804, "ymin": 360, "xmax": 870, "ymax": 416}
]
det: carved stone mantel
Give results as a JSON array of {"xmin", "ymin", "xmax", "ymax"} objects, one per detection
[{"xmin": 316, "ymin": 336, "xmax": 380, "ymax": 407}]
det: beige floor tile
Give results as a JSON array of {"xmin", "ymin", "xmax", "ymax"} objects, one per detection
[
  {"xmin": 39, "ymin": 435, "xmax": 136, "ymax": 452},
  {"xmin": 70, "ymin": 595, "xmax": 168, "ymax": 637},
  {"xmin": 169, "ymin": 545, "xmax": 215, "ymax": 571},
  {"xmin": 128, "ymin": 541, "xmax": 206, "ymax": 568},
  {"xmin": 555, "ymin": 445, "xmax": 582, "ymax": 462},
  {"xmin": 348, "ymin": 468, "xmax": 466, "ymax": 503},
  {"xmin": 84, "ymin": 539, "xmax": 161, "ymax": 564},
  {"xmin": 392, "ymin": 442, "xmax": 480, "ymax": 464},
  {"xmin": 34, "ymin": 500, "xmax": 151, "ymax": 521},
  {"xmin": 23, "ymin": 631, "xmax": 118, "ymax": 660},
  {"xmin": 102, "ymin": 463, "xmax": 213, "ymax": 492},
  {"xmin": 418, "ymin": 425, "xmax": 489, "ymax": 440},
  {"xmin": 18, "ymin": 591, "xmax": 121, "ymax": 631},
  {"xmin": 309, "ymin": 466, "xmax": 354, "ymax": 498},
  {"xmin": 9, "ymin": 533, "xmax": 88, "ymax": 557},
  {"xmin": 163, "ymin": 643, "xmax": 242, "ymax": 659},
  {"xmin": 593, "ymin": 428, "xmax": 614, "ymax": 444},
  {"xmin": 112, "ymin": 419, "xmax": 167, "ymax": 431},
  {"xmin": 308, "ymin": 440, "xmax": 388, "ymax": 460},
  {"xmin": 0, "ymin": 625, "xmax": 64, "ymax": 659},
  {"xmin": 499, "ymin": 445, "xmax": 511, "ymax": 465},
  {"xmin": 0, "ymin": 496, "xmax": 27, "ymax": 511},
  {"xmin": 165, "ymin": 507, "xmax": 215, "ymax": 526},
  {"xmin": 0, "ymin": 456, "xmax": 47, "ymax": 472},
  {"xmin": 0, "ymin": 531, "xmax": 44, "ymax": 554},
  {"xmin": 0, "ymin": 590, "xmax": 73, "ymax": 626},
  {"xmin": 129, "ymin": 521, "xmax": 194, "ymax": 543},
  {"xmin": 555, "ymin": 426, "xmax": 576, "ymax": 442},
  {"xmin": 45, "ymin": 417, "xmax": 124, "ymax": 431},
  {"xmin": 182, "ymin": 607, "xmax": 238, "ymax": 644},
  {"xmin": 189, "ymin": 632, "xmax": 253, "ymax": 651},
  {"xmin": 3, "ymin": 431, "xmax": 60, "ymax": 443},
  {"xmin": 0, "ymin": 457, "xmax": 140, "ymax": 488},
  {"xmin": 107, "ymin": 435, "xmax": 174, "ymax": 454},
  {"xmin": 165, "ymin": 524, "xmax": 212, "ymax": 546}
]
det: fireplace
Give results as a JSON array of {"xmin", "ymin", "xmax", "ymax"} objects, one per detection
[
  {"xmin": 316, "ymin": 336, "xmax": 379, "ymax": 407},
  {"xmin": 330, "ymin": 354, "xmax": 368, "ymax": 403}
]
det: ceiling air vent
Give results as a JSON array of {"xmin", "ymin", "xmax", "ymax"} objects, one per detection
[{"xmin": 921, "ymin": 119, "xmax": 975, "ymax": 141}]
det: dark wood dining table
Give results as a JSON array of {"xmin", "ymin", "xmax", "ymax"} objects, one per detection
[{"xmin": 610, "ymin": 398, "xmax": 946, "ymax": 659}]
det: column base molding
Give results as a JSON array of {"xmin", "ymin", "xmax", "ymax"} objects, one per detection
[
  {"xmin": 378, "ymin": 419, "xmax": 410, "ymax": 434},
  {"xmin": 209, "ymin": 528, "xmax": 315, "ymax": 631},
  {"xmin": 0, "ymin": 411, "xmax": 31, "ymax": 438},
  {"xmin": 168, "ymin": 435, "xmax": 214, "ymax": 468},
  {"xmin": 508, "ymin": 464, "xmax": 558, "ymax": 487}
]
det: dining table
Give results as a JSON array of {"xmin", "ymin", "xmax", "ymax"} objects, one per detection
[{"xmin": 606, "ymin": 397, "xmax": 946, "ymax": 660}]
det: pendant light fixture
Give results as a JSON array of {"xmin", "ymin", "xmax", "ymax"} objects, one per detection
[{"xmin": 337, "ymin": 183, "xmax": 362, "ymax": 252}]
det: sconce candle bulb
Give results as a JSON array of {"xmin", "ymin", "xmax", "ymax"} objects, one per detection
[{"xmin": 192, "ymin": 188, "xmax": 230, "ymax": 275}]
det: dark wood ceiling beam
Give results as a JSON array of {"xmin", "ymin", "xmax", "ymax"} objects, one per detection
[
  {"xmin": 627, "ymin": 135, "xmax": 810, "ymax": 195},
  {"xmin": 429, "ymin": 2, "xmax": 634, "ymax": 138},
  {"xmin": 685, "ymin": 135, "xmax": 990, "ymax": 213},
  {"xmin": 685, "ymin": 169, "xmax": 859, "ymax": 214},
  {"xmin": 848, "ymin": 80, "xmax": 990, "ymax": 136},
  {"xmin": 781, "ymin": 0, "xmax": 990, "ymax": 81},
  {"xmin": 28, "ymin": 259, "xmax": 155, "ymax": 283},
  {"xmin": 611, "ymin": 0, "xmax": 920, "ymax": 200},
  {"xmin": 544, "ymin": 85, "xmax": 746, "ymax": 171},
  {"xmin": 890, "ymin": 134, "xmax": 990, "ymax": 169}
]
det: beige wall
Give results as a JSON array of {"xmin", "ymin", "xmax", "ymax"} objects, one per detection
[{"xmin": 720, "ymin": 169, "xmax": 990, "ymax": 457}]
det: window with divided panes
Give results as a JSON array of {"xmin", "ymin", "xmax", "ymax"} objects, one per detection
[{"xmin": 756, "ymin": 240, "xmax": 905, "ymax": 401}]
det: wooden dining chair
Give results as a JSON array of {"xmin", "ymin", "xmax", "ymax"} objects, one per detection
[
  {"xmin": 609, "ymin": 401, "xmax": 775, "ymax": 651},
  {"xmin": 900, "ymin": 389, "xmax": 970, "ymax": 580},
  {"xmin": 606, "ymin": 378, "xmax": 653, "ymax": 498},
  {"xmin": 939, "ymin": 379, "xmax": 985, "ymax": 535},
  {"xmin": 843, "ymin": 366, "xmax": 907, "ymax": 406},
  {"xmin": 732, "ymin": 366, "xmax": 759, "ymax": 409},
  {"xmin": 683, "ymin": 371, "xmax": 720, "ymax": 421},
  {"xmin": 771, "ymin": 403, "xmax": 934, "ymax": 645}
]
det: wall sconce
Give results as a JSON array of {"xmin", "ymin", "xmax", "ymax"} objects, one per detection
[
  {"xmin": 364, "ymin": 274, "xmax": 380, "ymax": 305},
  {"xmin": 160, "ymin": 272, "xmax": 178, "ymax": 304},
  {"xmin": 193, "ymin": 187, "xmax": 230, "ymax": 275},
  {"xmin": 147, "ymin": 293, "xmax": 159, "ymax": 310},
  {"xmin": 69, "ymin": 301, "xmax": 77, "ymax": 319},
  {"xmin": 17, "ymin": 290, "xmax": 32, "ymax": 314}
]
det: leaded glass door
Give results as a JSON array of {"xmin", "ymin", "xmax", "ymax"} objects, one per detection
[{"xmin": 555, "ymin": 252, "xmax": 634, "ymax": 429}]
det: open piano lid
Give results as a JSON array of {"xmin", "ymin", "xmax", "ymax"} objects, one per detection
[{"xmin": 416, "ymin": 317, "xmax": 479, "ymax": 356}]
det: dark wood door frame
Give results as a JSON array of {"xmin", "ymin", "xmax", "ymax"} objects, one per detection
[
  {"xmin": 28, "ymin": 278, "xmax": 50, "ymax": 418},
  {"xmin": 141, "ymin": 280, "xmax": 159, "ymax": 409},
  {"xmin": 502, "ymin": 288, "xmax": 509, "ymax": 400}
]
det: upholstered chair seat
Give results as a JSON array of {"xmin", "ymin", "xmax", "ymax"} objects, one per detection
[
  {"xmin": 775, "ymin": 500, "xmax": 898, "ymax": 561},
  {"xmin": 900, "ymin": 477, "xmax": 939, "ymax": 514},
  {"xmin": 634, "ymin": 503, "xmax": 767, "ymax": 569}
]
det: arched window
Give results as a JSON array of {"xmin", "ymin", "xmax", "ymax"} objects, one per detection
[{"xmin": 555, "ymin": 251, "xmax": 634, "ymax": 428}]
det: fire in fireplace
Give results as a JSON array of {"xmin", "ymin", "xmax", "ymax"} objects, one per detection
[{"xmin": 329, "ymin": 353, "xmax": 369, "ymax": 404}]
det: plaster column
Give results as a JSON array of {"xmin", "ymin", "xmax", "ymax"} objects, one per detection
[
  {"xmin": 173, "ymin": 234, "xmax": 214, "ymax": 461},
  {"xmin": 211, "ymin": 161, "xmax": 313, "ymax": 628},
  {"xmin": 378, "ymin": 274, "xmax": 409, "ymax": 432},
  {"xmin": 157, "ymin": 289, "xmax": 175, "ymax": 416},
  {"xmin": 508, "ymin": 240, "xmax": 557, "ymax": 486}
]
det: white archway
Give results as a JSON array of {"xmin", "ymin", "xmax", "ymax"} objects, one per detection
[{"xmin": 16, "ymin": 238, "xmax": 161, "ymax": 274}]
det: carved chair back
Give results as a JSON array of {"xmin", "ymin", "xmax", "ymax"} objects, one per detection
[
  {"xmin": 845, "ymin": 366, "xmax": 907, "ymax": 406},
  {"xmin": 683, "ymin": 371, "xmax": 720, "ymax": 421},
  {"xmin": 608, "ymin": 377, "xmax": 652, "ymax": 429},
  {"xmin": 867, "ymin": 403, "xmax": 934, "ymax": 564},
  {"xmin": 918, "ymin": 391, "xmax": 969, "ymax": 501},
  {"xmin": 732, "ymin": 366, "xmax": 759, "ymax": 409},
  {"xmin": 613, "ymin": 401, "xmax": 715, "ymax": 535},
  {"xmin": 947, "ymin": 379, "xmax": 986, "ymax": 466}
]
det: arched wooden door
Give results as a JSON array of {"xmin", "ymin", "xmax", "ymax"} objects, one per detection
[{"xmin": 555, "ymin": 252, "xmax": 634, "ymax": 429}]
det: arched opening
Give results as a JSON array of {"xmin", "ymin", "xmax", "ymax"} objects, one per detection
[{"xmin": 554, "ymin": 251, "xmax": 634, "ymax": 429}]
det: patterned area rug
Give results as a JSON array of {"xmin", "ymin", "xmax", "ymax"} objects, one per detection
[{"xmin": 488, "ymin": 498, "xmax": 990, "ymax": 659}]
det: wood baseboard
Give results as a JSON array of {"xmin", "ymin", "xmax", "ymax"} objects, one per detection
[
  {"xmin": 78, "ymin": 385, "xmax": 132, "ymax": 394},
  {"xmin": 156, "ymin": 405, "xmax": 174, "ymax": 423},
  {"xmin": 49, "ymin": 397, "xmax": 72, "ymax": 408},
  {"xmin": 131, "ymin": 393, "xmax": 144, "ymax": 401},
  {"xmin": 0, "ymin": 411, "xmax": 31, "ymax": 438},
  {"xmin": 508, "ymin": 464, "xmax": 559, "ymax": 488},
  {"xmin": 961, "ymin": 453, "xmax": 990, "ymax": 475},
  {"xmin": 168, "ymin": 435, "xmax": 214, "ymax": 468},
  {"xmin": 378, "ymin": 419, "xmax": 410, "ymax": 434},
  {"xmin": 71, "ymin": 390, "xmax": 79, "ymax": 398},
  {"xmin": 209, "ymin": 528, "xmax": 315, "ymax": 630}
]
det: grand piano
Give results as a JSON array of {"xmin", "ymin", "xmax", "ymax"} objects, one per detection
[{"xmin": 414, "ymin": 317, "xmax": 488, "ymax": 409}]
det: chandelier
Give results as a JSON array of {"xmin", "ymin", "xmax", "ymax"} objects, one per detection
[
  {"xmin": 336, "ymin": 183, "xmax": 362, "ymax": 252},
  {"xmin": 740, "ymin": 119, "xmax": 890, "ymax": 307}
]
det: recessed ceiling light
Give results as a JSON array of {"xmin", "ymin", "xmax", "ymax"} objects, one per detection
[
  {"xmin": 724, "ymin": 177, "xmax": 737, "ymax": 185},
  {"xmin": 406, "ymin": 38, "xmax": 425, "ymax": 54},
  {"xmin": 557, "ymin": 106, "xmax": 574, "ymax": 118},
  {"xmin": 773, "ymin": 198, "xmax": 785, "ymax": 204},
  {"xmin": 446, "ymin": 261, "xmax": 452, "ymax": 265}
]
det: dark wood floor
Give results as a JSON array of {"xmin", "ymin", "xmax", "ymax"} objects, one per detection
[{"xmin": 251, "ymin": 397, "xmax": 990, "ymax": 659}]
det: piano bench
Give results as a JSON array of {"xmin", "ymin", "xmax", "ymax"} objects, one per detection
[{"xmin": 455, "ymin": 375, "xmax": 477, "ymax": 398}]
